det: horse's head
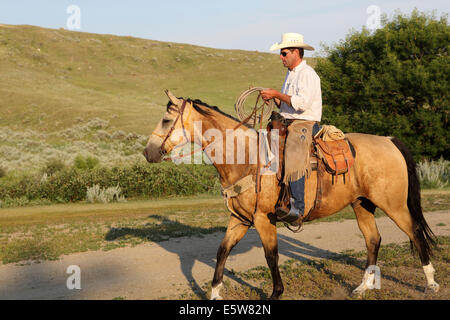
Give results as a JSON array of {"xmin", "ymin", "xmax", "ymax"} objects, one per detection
[{"xmin": 143, "ymin": 90, "xmax": 194, "ymax": 163}]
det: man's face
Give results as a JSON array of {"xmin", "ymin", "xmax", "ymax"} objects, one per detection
[{"xmin": 280, "ymin": 48, "xmax": 299, "ymax": 70}]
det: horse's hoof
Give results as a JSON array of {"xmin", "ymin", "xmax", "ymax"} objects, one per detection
[
  {"xmin": 426, "ymin": 282, "xmax": 440, "ymax": 293},
  {"xmin": 351, "ymin": 285, "xmax": 368, "ymax": 297},
  {"xmin": 269, "ymin": 292, "xmax": 283, "ymax": 300},
  {"xmin": 351, "ymin": 289, "xmax": 363, "ymax": 297},
  {"xmin": 210, "ymin": 283, "xmax": 223, "ymax": 300}
]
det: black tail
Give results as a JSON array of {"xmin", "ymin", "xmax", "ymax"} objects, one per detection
[{"xmin": 390, "ymin": 137, "xmax": 435, "ymax": 264}]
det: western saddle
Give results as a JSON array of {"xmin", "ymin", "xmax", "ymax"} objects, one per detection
[{"xmin": 267, "ymin": 112, "xmax": 356, "ymax": 224}]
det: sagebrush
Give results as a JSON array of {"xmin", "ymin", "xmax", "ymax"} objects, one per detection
[
  {"xmin": 86, "ymin": 184, "xmax": 126, "ymax": 203},
  {"xmin": 417, "ymin": 157, "xmax": 449, "ymax": 189}
]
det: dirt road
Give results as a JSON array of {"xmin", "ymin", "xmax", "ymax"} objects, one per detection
[{"xmin": 0, "ymin": 210, "xmax": 448, "ymax": 300}]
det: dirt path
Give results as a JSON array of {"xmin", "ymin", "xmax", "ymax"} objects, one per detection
[{"xmin": 0, "ymin": 211, "xmax": 448, "ymax": 300}]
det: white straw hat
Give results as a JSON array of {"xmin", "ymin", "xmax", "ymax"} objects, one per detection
[{"xmin": 270, "ymin": 33, "xmax": 314, "ymax": 51}]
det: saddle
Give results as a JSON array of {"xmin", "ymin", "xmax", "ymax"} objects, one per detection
[
  {"xmin": 267, "ymin": 113, "xmax": 356, "ymax": 226},
  {"xmin": 313, "ymin": 130, "xmax": 355, "ymax": 184},
  {"xmin": 267, "ymin": 113, "xmax": 355, "ymax": 184}
]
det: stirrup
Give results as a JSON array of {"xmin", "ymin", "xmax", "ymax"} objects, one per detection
[
  {"xmin": 275, "ymin": 207, "xmax": 304, "ymax": 232},
  {"xmin": 275, "ymin": 207, "xmax": 301, "ymax": 226},
  {"xmin": 284, "ymin": 222, "xmax": 304, "ymax": 233}
]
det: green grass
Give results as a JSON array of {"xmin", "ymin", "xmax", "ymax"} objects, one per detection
[
  {"xmin": 0, "ymin": 24, "xmax": 317, "ymax": 173},
  {"xmin": 0, "ymin": 190, "xmax": 448, "ymax": 265},
  {"xmin": 0, "ymin": 24, "xmax": 301, "ymax": 135},
  {"xmin": 0, "ymin": 194, "xmax": 230, "ymax": 264}
]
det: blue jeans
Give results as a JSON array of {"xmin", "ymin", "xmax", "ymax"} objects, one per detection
[
  {"xmin": 312, "ymin": 122, "xmax": 320, "ymax": 137},
  {"xmin": 289, "ymin": 177, "xmax": 305, "ymax": 215}
]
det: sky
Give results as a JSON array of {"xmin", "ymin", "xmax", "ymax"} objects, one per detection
[{"xmin": 0, "ymin": 0, "xmax": 448, "ymax": 56}]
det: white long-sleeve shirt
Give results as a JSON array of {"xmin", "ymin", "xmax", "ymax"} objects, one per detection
[{"xmin": 279, "ymin": 60, "xmax": 322, "ymax": 122}]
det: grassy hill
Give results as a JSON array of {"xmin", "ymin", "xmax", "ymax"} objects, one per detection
[
  {"xmin": 0, "ymin": 24, "xmax": 316, "ymax": 172},
  {"xmin": 0, "ymin": 24, "xmax": 305, "ymax": 133}
]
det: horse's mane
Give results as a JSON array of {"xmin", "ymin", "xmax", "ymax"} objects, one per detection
[{"xmin": 166, "ymin": 98, "xmax": 252, "ymax": 129}]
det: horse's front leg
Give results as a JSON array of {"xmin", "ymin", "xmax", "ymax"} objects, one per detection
[
  {"xmin": 254, "ymin": 212, "xmax": 284, "ymax": 300},
  {"xmin": 211, "ymin": 215, "xmax": 250, "ymax": 300}
]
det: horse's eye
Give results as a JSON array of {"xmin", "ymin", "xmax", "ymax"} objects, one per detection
[{"xmin": 162, "ymin": 118, "xmax": 172, "ymax": 124}]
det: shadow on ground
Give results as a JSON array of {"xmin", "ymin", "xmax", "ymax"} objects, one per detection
[{"xmin": 104, "ymin": 215, "xmax": 374, "ymax": 299}]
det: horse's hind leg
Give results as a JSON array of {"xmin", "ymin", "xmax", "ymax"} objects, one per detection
[
  {"xmin": 211, "ymin": 215, "xmax": 250, "ymax": 300},
  {"xmin": 383, "ymin": 136, "xmax": 439, "ymax": 292},
  {"xmin": 382, "ymin": 205, "xmax": 440, "ymax": 292},
  {"xmin": 254, "ymin": 212, "xmax": 284, "ymax": 300},
  {"xmin": 351, "ymin": 198, "xmax": 382, "ymax": 295}
]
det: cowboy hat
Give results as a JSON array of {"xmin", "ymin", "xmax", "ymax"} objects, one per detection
[{"xmin": 270, "ymin": 33, "xmax": 314, "ymax": 51}]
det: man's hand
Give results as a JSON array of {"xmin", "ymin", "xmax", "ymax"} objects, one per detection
[
  {"xmin": 260, "ymin": 89, "xmax": 290, "ymax": 108},
  {"xmin": 260, "ymin": 89, "xmax": 281, "ymax": 107},
  {"xmin": 260, "ymin": 89, "xmax": 279, "ymax": 101}
]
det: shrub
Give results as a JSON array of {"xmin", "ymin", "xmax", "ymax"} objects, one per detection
[
  {"xmin": 0, "ymin": 166, "xmax": 6, "ymax": 178},
  {"xmin": 315, "ymin": 10, "xmax": 449, "ymax": 160},
  {"xmin": 41, "ymin": 159, "xmax": 66, "ymax": 176},
  {"xmin": 73, "ymin": 155, "xmax": 100, "ymax": 170},
  {"xmin": 86, "ymin": 184, "xmax": 126, "ymax": 203},
  {"xmin": 0, "ymin": 162, "xmax": 220, "ymax": 204},
  {"xmin": 417, "ymin": 158, "xmax": 449, "ymax": 189},
  {"xmin": 0, "ymin": 196, "xmax": 31, "ymax": 208}
]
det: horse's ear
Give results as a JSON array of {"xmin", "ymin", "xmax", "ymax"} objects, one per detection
[{"xmin": 164, "ymin": 89, "xmax": 181, "ymax": 106}]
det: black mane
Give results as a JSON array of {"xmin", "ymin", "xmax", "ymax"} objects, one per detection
[
  {"xmin": 192, "ymin": 99, "xmax": 253, "ymax": 129},
  {"xmin": 166, "ymin": 98, "xmax": 252, "ymax": 129}
]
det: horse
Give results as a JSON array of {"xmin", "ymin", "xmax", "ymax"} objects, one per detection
[{"xmin": 143, "ymin": 90, "xmax": 440, "ymax": 300}]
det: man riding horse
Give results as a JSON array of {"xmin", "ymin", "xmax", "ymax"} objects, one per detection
[
  {"xmin": 260, "ymin": 32, "xmax": 322, "ymax": 226},
  {"xmin": 143, "ymin": 33, "xmax": 439, "ymax": 299}
]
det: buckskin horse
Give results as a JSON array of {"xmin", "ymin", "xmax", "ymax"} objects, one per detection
[{"xmin": 143, "ymin": 90, "xmax": 439, "ymax": 299}]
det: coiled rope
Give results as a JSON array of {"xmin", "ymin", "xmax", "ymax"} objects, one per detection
[{"xmin": 234, "ymin": 87, "xmax": 275, "ymax": 126}]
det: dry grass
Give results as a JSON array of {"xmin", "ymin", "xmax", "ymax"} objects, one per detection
[
  {"xmin": 0, "ymin": 195, "xmax": 230, "ymax": 264},
  {"xmin": 0, "ymin": 191, "xmax": 448, "ymax": 265},
  {"xmin": 0, "ymin": 24, "xmax": 315, "ymax": 175},
  {"xmin": 0, "ymin": 24, "xmax": 290, "ymax": 136},
  {"xmin": 185, "ymin": 236, "xmax": 449, "ymax": 300},
  {"xmin": 0, "ymin": 120, "xmax": 148, "ymax": 172}
]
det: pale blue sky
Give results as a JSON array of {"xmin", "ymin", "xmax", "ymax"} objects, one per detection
[{"xmin": 0, "ymin": 0, "xmax": 448, "ymax": 55}]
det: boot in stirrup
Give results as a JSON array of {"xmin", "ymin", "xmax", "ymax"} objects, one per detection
[{"xmin": 275, "ymin": 198, "xmax": 302, "ymax": 226}]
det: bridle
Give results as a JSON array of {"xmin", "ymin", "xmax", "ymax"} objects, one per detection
[{"xmin": 151, "ymin": 99, "xmax": 191, "ymax": 160}]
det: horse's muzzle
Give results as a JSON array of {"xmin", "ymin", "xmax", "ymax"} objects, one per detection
[{"xmin": 143, "ymin": 145, "xmax": 163, "ymax": 163}]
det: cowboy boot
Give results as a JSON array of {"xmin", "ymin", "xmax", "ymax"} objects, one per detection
[{"xmin": 275, "ymin": 198, "xmax": 302, "ymax": 226}]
